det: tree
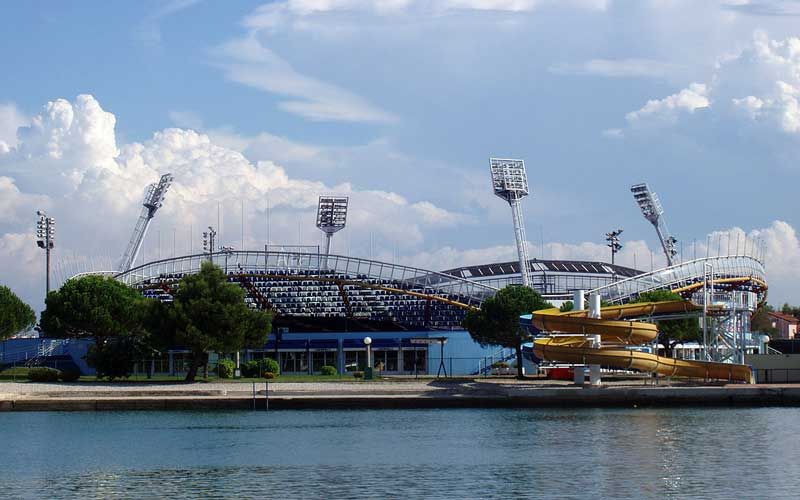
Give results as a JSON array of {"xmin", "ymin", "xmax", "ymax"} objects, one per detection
[
  {"xmin": 559, "ymin": 301, "xmax": 574, "ymax": 313},
  {"xmin": 41, "ymin": 275, "xmax": 149, "ymax": 343},
  {"xmin": 463, "ymin": 285, "xmax": 552, "ymax": 378},
  {"xmin": 752, "ymin": 302, "xmax": 778, "ymax": 336},
  {"xmin": 156, "ymin": 262, "xmax": 272, "ymax": 382},
  {"xmin": 40, "ymin": 275, "xmax": 152, "ymax": 378},
  {"xmin": 633, "ymin": 290, "xmax": 700, "ymax": 357},
  {"xmin": 0, "ymin": 286, "xmax": 36, "ymax": 340}
]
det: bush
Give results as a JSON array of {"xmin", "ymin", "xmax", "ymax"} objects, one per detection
[
  {"xmin": 242, "ymin": 358, "xmax": 280, "ymax": 378},
  {"xmin": 264, "ymin": 372, "xmax": 276, "ymax": 379},
  {"xmin": 28, "ymin": 367, "xmax": 60, "ymax": 382},
  {"xmin": 491, "ymin": 361, "xmax": 510, "ymax": 369},
  {"xmin": 352, "ymin": 371, "xmax": 364, "ymax": 379},
  {"xmin": 218, "ymin": 359, "xmax": 236, "ymax": 379},
  {"xmin": 58, "ymin": 369, "xmax": 81, "ymax": 382},
  {"xmin": 320, "ymin": 365, "xmax": 337, "ymax": 376}
]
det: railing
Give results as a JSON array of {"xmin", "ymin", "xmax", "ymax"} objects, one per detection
[
  {"xmin": 589, "ymin": 255, "xmax": 766, "ymax": 304},
  {"xmin": 114, "ymin": 251, "xmax": 499, "ymax": 307}
]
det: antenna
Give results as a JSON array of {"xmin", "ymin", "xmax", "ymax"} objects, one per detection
[
  {"xmin": 631, "ymin": 183, "xmax": 677, "ymax": 266},
  {"xmin": 118, "ymin": 173, "xmax": 173, "ymax": 272},
  {"xmin": 316, "ymin": 196, "xmax": 348, "ymax": 268},
  {"xmin": 490, "ymin": 158, "xmax": 532, "ymax": 287}
]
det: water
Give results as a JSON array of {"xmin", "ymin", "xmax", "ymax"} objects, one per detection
[{"xmin": 3, "ymin": 408, "xmax": 799, "ymax": 499}]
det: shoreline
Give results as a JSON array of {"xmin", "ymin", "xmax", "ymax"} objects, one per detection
[{"xmin": 3, "ymin": 380, "xmax": 800, "ymax": 410}]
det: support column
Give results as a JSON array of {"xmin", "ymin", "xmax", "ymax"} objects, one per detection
[
  {"xmin": 573, "ymin": 289, "xmax": 585, "ymax": 311},
  {"xmin": 587, "ymin": 293, "xmax": 602, "ymax": 387},
  {"xmin": 337, "ymin": 338, "xmax": 344, "ymax": 374},
  {"xmin": 235, "ymin": 351, "xmax": 241, "ymax": 378},
  {"xmin": 168, "ymin": 351, "xmax": 174, "ymax": 376}
]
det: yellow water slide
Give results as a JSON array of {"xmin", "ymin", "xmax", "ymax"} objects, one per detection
[{"xmin": 531, "ymin": 301, "xmax": 753, "ymax": 383}]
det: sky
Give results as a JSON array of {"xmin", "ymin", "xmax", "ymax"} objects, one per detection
[{"xmin": 1, "ymin": 0, "xmax": 800, "ymax": 311}]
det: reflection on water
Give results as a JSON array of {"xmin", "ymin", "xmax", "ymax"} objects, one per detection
[{"xmin": 3, "ymin": 408, "xmax": 799, "ymax": 498}]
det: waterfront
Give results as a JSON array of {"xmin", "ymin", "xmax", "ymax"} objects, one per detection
[{"xmin": 3, "ymin": 407, "xmax": 799, "ymax": 498}]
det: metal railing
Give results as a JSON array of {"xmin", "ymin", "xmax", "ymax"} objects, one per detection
[
  {"xmin": 114, "ymin": 250, "xmax": 499, "ymax": 307},
  {"xmin": 589, "ymin": 255, "xmax": 766, "ymax": 304}
]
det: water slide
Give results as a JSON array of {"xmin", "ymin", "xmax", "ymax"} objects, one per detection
[{"xmin": 530, "ymin": 301, "xmax": 753, "ymax": 383}]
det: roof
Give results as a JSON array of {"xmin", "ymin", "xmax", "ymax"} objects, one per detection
[
  {"xmin": 441, "ymin": 259, "xmax": 642, "ymax": 280},
  {"xmin": 768, "ymin": 311, "xmax": 800, "ymax": 324}
]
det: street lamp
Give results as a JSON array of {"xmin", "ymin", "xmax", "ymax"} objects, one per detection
[
  {"xmin": 605, "ymin": 229, "xmax": 623, "ymax": 266},
  {"xmin": 220, "ymin": 245, "xmax": 234, "ymax": 273},
  {"xmin": 35, "ymin": 210, "xmax": 55, "ymax": 294},
  {"xmin": 363, "ymin": 336, "xmax": 372, "ymax": 374}
]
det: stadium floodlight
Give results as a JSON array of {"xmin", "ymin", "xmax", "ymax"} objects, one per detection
[
  {"xmin": 118, "ymin": 173, "xmax": 174, "ymax": 272},
  {"xmin": 605, "ymin": 229, "xmax": 623, "ymax": 266},
  {"xmin": 490, "ymin": 158, "xmax": 532, "ymax": 287},
  {"xmin": 203, "ymin": 226, "xmax": 217, "ymax": 257},
  {"xmin": 35, "ymin": 210, "xmax": 55, "ymax": 294},
  {"xmin": 316, "ymin": 196, "xmax": 348, "ymax": 266},
  {"xmin": 631, "ymin": 183, "xmax": 678, "ymax": 267}
]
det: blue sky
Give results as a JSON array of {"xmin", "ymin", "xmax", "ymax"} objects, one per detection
[{"xmin": 1, "ymin": 0, "xmax": 800, "ymax": 308}]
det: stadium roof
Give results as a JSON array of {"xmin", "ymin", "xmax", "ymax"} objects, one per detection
[{"xmin": 441, "ymin": 259, "xmax": 642, "ymax": 280}]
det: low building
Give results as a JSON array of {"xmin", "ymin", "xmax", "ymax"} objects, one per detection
[{"xmin": 767, "ymin": 312, "xmax": 799, "ymax": 339}]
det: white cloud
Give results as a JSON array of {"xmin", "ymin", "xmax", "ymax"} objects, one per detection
[
  {"xmin": 134, "ymin": 0, "xmax": 201, "ymax": 45},
  {"xmin": 0, "ymin": 103, "xmax": 29, "ymax": 150},
  {"xmin": 0, "ymin": 95, "xmax": 466, "ymax": 310},
  {"xmin": 618, "ymin": 32, "xmax": 800, "ymax": 135},
  {"xmin": 212, "ymin": 35, "xmax": 397, "ymax": 123},
  {"xmin": 625, "ymin": 82, "xmax": 710, "ymax": 126},
  {"xmin": 549, "ymin": 58, "xmax": 680, "ymax": 79}
]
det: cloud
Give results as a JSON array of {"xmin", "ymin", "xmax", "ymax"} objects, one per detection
[
  {"xmin": 211, "ymin": 35, "xmax": 397, "ymax": 123},
  {"xmin": 0, "ymin": 95, "xmax": 463, "ymax": 310},
  {"xmin": 0, "ymin": 103, "xmax": 29, "ymax": 151},
  {"xmin": 625, "ymin": 82, "xmax": 710, "ymax": 126},
  {"xmin": 616, "ymin": 32, "xmax": 800, "ymax": 136},
  {"xmin": 549, "ymin": 59, "xmax": 680, "ymax": 79},
  {"xmin": 723, "ymin": 1, "xmax": 800, "ymax": 17},
  {"xmin": 134, "ymin": 0, "xmax": 201, "ymax": 45}
]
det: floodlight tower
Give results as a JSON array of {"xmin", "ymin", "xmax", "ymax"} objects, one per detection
[
  {"xmin": 316, "ymin": 196, "xmax": 348, "ymax": 267},
  {"xmin": 605, "ymin": 229, "xmax": 623, "ymax": 266},
  {"xmin": 631, "ymin": 183, "xmax": 678, "ymax": 267},
  {"xmin": 35, "ymin": 210, "xmax": 55, "ymax": 294},
  {"xmin": 118, "ymin": 173, "xmax": 173, "ymax": 272},
  {"xmin": 203, "ymin": 227, "xmax": 217, "ymax": 257},
  {"xmin": 490, "ymin": 158, "xmax": 532, "ymax": 287}
]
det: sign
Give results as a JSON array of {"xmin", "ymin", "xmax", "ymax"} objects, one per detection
[{"xmin": 410, "ymin": 337, "xmax": 448, "ymax": 345}]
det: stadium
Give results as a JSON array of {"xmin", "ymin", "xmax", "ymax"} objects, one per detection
[{"xmin": 18, "ymin": 159, "xmax": 769, "ymax": 379}]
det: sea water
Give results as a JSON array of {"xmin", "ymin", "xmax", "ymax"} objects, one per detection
[{"xmin": 3, "ymin": 408, "xmax": 798, "ymax": 499}]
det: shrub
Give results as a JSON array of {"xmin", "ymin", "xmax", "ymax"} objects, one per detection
[
  {"xmin": 242, "ymin": 358, "xmax": 280, "ymax": 378},
  {"xmin": 491, "ymin": 361, "xmax": 510, "ymax": 369},
  {"xmin": 263, "ymin": 372, "xmax": 276, "ymax": 379},
  {"xmin": 218, "ymin": 359, "xmax": 236, "ymax": 379},
  {"xmin": 58, "ymin": 369, "xmax": 81, "ymax": 382},
  {"xmin": 352, "ymin": 371, "xmax": 364, "ymax": 379},
  {"xmin": 320, "ymin": 365, "xmax": 337, "ymax": 376},
  {"xmin": 28, "ymin": 367, "xmax": 60, "ymax": 382}
]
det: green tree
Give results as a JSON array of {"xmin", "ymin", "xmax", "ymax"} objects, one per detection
[
  {"xmin": 40, "ymin": 275, "xmax": 152, "ymax": 378},
  {"xmin": 559, "ymin": 301, "xmax": 574, "ymax": 313},
  {"xmin": 752, "ymin": 302, "xmax": 778, "ymax": 336},
  {"xmin": 462, "ymin": 285, "xmax": 552, "ymax": 378},
  {"xmin": 0, "ymin": 286, "xmax": 36, "ymax": 340},
  {"xmin": 633, "ymin": 290, "xmax": 700, "ymax": 357},
  {"xmin": 41, "ymin": 275, "xmax": 148, "ymax": 343},
  {"xmin": 155, "ymin": 262, "xmax": 272, "ymax": 382}
]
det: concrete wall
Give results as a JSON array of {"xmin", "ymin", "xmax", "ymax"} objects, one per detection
[{"xmin": 746, "ymin": 354, "xmax": 800, "ymax": 383}]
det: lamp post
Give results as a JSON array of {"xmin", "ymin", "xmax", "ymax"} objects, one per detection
[
  {"xmin": 605, "ymin": 229, "xmax": 623, "ymax": 266},
  {"xmin": 203, "ymin": 226, "xmax": 217, "ymax": 262},
  {"xmin": 35, "ymin": 210, "xmax": 55, "ymax": 295},
  {"xmin": 220, "ymin": 246, "xmax": 234, "ymax": 274},
  {"xmin": 363, "ymin": 336, "xmax": 372, "ymax": 379}
]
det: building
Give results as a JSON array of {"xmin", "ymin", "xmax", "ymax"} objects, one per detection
[{"xmin": 767, "ymin": 312, "xmax": 799, "ymax": 339}]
